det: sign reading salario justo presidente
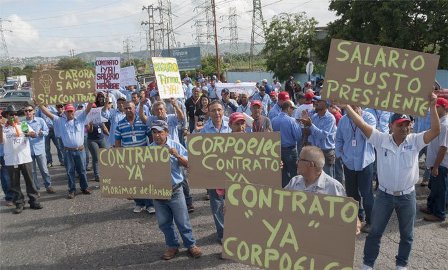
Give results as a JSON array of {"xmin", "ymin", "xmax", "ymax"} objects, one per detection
[
  {"xmin": 99, "ymin": 146, "xmax": 172, "ymax": 199},
  {"xmin": 222, "ymin": 182, "xmax": 359, "ymax": 270},
  {"xmin": 32, "ymin": 69, "xmax": 96, "ymax": 105},
  {"xmin": 186, "ymin": 132, "xmax": 282, "ymax": 189},
  {"xmin": 322, "ymin": 39, "xmax": 440, "ymax": 117}
]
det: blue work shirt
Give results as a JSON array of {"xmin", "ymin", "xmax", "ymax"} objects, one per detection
[
  {"xmin": 335, "ymin": 112, "xmax": 376, "ymax": 171},
  {"xmin": 115, "ymin": 116, "xmax": 149, "ymax": 147},
  {"xmin": 413, "ymin": 110, "xmax": 431, "ymax": 133},
  {"xmin": 364, "ymin": 108, "xmax": 391, "ymax": 133},
  {"xmin": 150, "ymin": 138, "xmax": 187, "ymax": 186},
  {"xmin": 53, "ymin": 111, "xmax": 87, "ymax": 148},
  {"xmin": 271, "ymin": 112, "xmax": 302, "ymax": 148},
  {"xmin": 26, "ymin": 117, "xmax": 49, "ymax": 156},
  {"xmin": 309, "ymin": 110, "xmax": 336, "ymax": 150},
  {"xmin": 268, "ymin": 103, "xmax": 281, "ymax": 121},
  {"xmin": 146, "ymin": 115, "xmax": 179, "ymax": 143},
  {"xmin": 0, "ymin": 144, "xmax": 4, "ymax": 156},
  {"xmin": 102, "ymin": 108, "xmax": 126, "ymax": 148},
  {"xmin": 200, "ymin": 119, "xmax": 231, "ymax": 134},
  {"xmin": 36, "ymin": 106, "xmax": 57, "ymax": 129}
]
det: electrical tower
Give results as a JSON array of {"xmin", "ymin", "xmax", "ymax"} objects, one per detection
[
  {"xmin": 194, "ymin": 0, "xmax": 214, "ymax": 54},
  {"xmin": 0, "ymin": 18, "xmax": 12, "ymax": 74},
  {"xmin": 142, "ymin": 5, "xmax": 157, "ymax": 58},
  {"xmin": 123, "ymin": 38, "xmax": 134, "ymax": 65},
  {"xmin": 221, "ymin": 7, "xmax": 238, "ymax": 55},
  {"xmin": 158, "ymin": 0, "xmax": 176, "ymax": 52},
  {"xmin": 68, "ymin": 49, "xmax": 76, "ymax": 57},
  {"xmin": 250, "ymin": 0, "xmax": 266, "ymax": 69}
]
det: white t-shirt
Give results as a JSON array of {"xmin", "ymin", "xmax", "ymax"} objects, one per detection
[
  {"xmin": 294, "ymin": 103, "xmax": 314, "ymax": 119},
  {"xmin": 2, "ymin": 123, "xmax": 34, "ymax": 166}
]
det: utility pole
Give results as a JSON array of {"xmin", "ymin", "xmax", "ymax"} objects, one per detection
[
  {"xmin": 211, "ymin": 0, "xmax": 220, "ymax": 81},
  {"xmin": 69, "ymin": 49, "xmax": 75, "ymax": 57},
  {"xmin": 250, "ymin": 0, "xmax": 266, "ymax": 70},
  {"xmin": 0, "ymin": 18, "xmax": 13, "ymax": 75}
]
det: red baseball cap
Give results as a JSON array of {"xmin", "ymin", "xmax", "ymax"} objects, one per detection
[
  {"xmin": 64, "ymin": 104, "xmax": 75, "ymax": 112},
  {"xmin": 436, "ymin": 97, "xmax": 448, "ymax": 109},
  {"xmin": 304, "ymin": 92, "xmax": 315, "ymax": 99},
  {"xmin": 229, "ymin": 112, "xmax": 245, "ymax": 124},
  {"xmin": 278, "ymin": 91, "xmax": 290, "ymax": 101},
  {"xmin": 269, "ymin": 91, "xmax": 277, "ymax": 97},
  {"xmin": 251, "ymin": 100, "xmax": 262, "ymax": 107}
]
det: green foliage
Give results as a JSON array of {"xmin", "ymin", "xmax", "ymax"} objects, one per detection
[
  {"xmin": 56, "ymin": 57, "xmax": 88, "ymax": 70},
  {"xmin": 317, "ymin": 0, "xmax": 448, "ymax": 68},
  {"xmin": 197, "ymin": 55, "xmax": 229, "ymax": 78},
  {"xmin": 262, "ymin": 12, "xmax": 318, "ymax": 81}
]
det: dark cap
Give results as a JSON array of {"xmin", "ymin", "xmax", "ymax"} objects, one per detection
[
  {"xmin": 389, "ymin": 113, "xmax": 411, "ymax": 125},
  {"xmin": 151, "ymin": 120, "xmax": 168, "ymax": 131},
  {"xmin": 117, "ymin": 97, "xmax": 126, "ymax": 101},
  {"xmin": 221, "ymin": 88, "xmax": 230, "ymax": 95}
]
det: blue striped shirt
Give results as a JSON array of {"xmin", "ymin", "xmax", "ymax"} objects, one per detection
[
  {"xmin": 150, "ymin": 138, "xmax": 187, "ymax": 186},
  {"xmin": 271, "ymin": 112, "xmax": 302, "ymax": 148},
  {"xmin": 26, "ymin": 117, "xmax": 49, "ymax": 156},
  {"xmin": 309, "ymin": 110, "xmax": 336, "ymax": 150},
  {"xmin": 53, "ymin": 112, "xmax": 87, "ymax": 148},
  {"xmin": 115, "ymin": 116, "xmax": 149, "ymax": 147}
]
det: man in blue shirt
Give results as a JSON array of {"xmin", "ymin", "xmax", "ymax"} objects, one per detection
[
  {"xmin": 272, "ymin": 100, "xmax": 302, "ymax": 187},
  {"xmin": 115, "ymin": 101, "xmax": 154, "ymax": 214},
  {"xmin": 38, "ymin": 103, "xmax": 93, "ymax": 199},
  {"xmin": 36, "ymin": 104, "xmax": 64, "ymax": 167},
  {"xmin": 102, "ymin": 96, "xmax": 126, "ymax": 148},
  {"xmin": 268, "ymin": 91, "xmax": 290, "ymax": 121},
  {"xmin": 262, "ymin": 79, "xmax": 273, "ymax": 95},
  {"xmin": 149, "ymin": 120, "xmax": 202, "ymax": 260},
  {"xmin": 24, "ymin": 105, "xmax": 55, "ymax": 194},
  {"xmin": 200, "ymin": 100, "xmax": 231, "ymax": 244},
  {"xmin": 250, "ymin": 86, "xmax": 270, "ymax": 116},
  {"xmin": 336, "ymin": 106, "xmax": 376, "ymax": 233}
]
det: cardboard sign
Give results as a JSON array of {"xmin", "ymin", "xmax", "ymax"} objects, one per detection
[
  {"xmin": 322, "ymin": 39, "xmax": 440, "ymax": 116},
  {"xmin": 99, "ymin": 146, "xmax": 172, "ymax": 199},
  {"xmin": 216, "ymin": 82, "xmax": 258, "ymax": 97},
  {"xmin": 222, "ymin": 182, "xmax": 358, "ymax": 270},
  {"xmin": 120, "ymin": 66, "xmax": 138, "ymax": 87},
  {"xmin": 32, "ymin": 69, "xmax": 96, "ymax": 105},
  {"xmin": 186, "ymin": 132, "xmax": 281, "ymax": 188},
  {"xmin": 152, "ymin": 57, "xmax": 184, "ymax": 99},
  {"xmin": 96, "ymin": 57, "xmax": 121, "ymax": 91}
]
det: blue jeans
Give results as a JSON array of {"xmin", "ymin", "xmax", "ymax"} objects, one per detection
[
  {"xmin": 84, "ymin": 136, "xmax": 90, "ymax": 169},
  {"xmin": 87, "ymin": 138, "xmax": 106, "ymax": 178},
  {"xmin": 0, "ymin": 156, "xmax": 13, "ymax": 201},
  {"xmin": 32, "ymin": 154, "xmax": 52, "ymax": 190},
  {"xmin": 363, "ymin": 190, "xmax": 416, "ymax": 268},
  {"xmin": 134, "ymin": 199, "xmax": 154, "ymax": 208},
  {"xmin": 208, "ymin": 189, "xmax": 224, "ymax": 241},
  {"xmin": 418, "ymin": 146, "xmax": 430, "ymax": 180},
  {"xmin": 153, "ymin": 187, "xmax": 196, "ymax": 248},
  {"xmin": 45, "ymin": 127, "xmax": 64, "ymax": 165},
  {"xmin": 344, "ymin": 163, "xmax": 374, "ymax": 224},
  {"xmin": 57, "ymin": 137, "xmax": 67, "ymax": 167},
  {"xmin": 281, "ymin": 147, "xmax": 298, "ymax": 188},
  {"xmin": 65, "ymin": 149, "xmax": 89, "ymax": 193},
  {"xmin": 427, "ymin": 166, "xmax": 447, "ymax": 220}
]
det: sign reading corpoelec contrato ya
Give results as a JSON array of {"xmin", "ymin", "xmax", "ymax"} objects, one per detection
[
  {"xmin": 161, "ymin": 47, "xmax": 201, "ymax": 71},
  {"xmin": 152, "ymin": 57, "xmax": 184, "ymax": 99},
  {"xmin": 322, "ymin": 39, "xmax": 440, "ymax": 116}
]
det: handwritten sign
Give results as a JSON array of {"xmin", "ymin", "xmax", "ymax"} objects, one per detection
[
  {"xmin": 32, "ymin": 69, "xmax": 96, "ymax": 105},
  {"xmin": 216, "ymin": 82, "xmax": 258, "ymax": 97},
  {"xmin": 99, "ymin": 146, "xmax": 172, "ymax": 199},
  {"xmin": 223, "ymin": 182, "xmax": 358, "ymax": 270},
  {"xmin": 152, "ymin": 57, "xmax": 184, "ymax": 99},
  {"xmin": 322, "ymin": 39, "xmax": 440, "ymax": 116},
  {"xmin": 96, "ymin": 57, "xmax": 121, "ymax": 91},
  {"xmin": 120, "ymin": 66, "xmax": 138, "ymax": 87},
  {"xmin": 186, "ymin": 132, "xmax": 281, "ymax": 189},
  {"xmin": 86, "ymin": 107, "xmax": 103, "ymax": 124}
]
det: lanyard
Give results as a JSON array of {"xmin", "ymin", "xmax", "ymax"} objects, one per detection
[{"xmin": 349, "ymin": 121, "xmax": 357, "ymax": 138}]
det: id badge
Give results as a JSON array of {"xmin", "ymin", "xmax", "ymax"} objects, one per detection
[
  {"xmin": 352, "ymin": 139, "xmax": 357, "ymax": 146},
  {"xmin": 97, "ymin": 127, "xmax": 102, "ymax": 134},
  {"xmin": 132, "ymin": 136, "xmax": 137, "ymax": 142}
]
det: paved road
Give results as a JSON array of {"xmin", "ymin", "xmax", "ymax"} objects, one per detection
[{"xmin": 1, "ymin": 160, "xmax": 447, "ymax": 270}]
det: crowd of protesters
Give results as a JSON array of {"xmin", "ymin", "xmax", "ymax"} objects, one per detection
[{"xmin": 1, "ymin": 73, "xmax": 447, "ymax": 269}]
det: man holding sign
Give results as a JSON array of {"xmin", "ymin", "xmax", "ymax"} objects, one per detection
[{"xmin": 342, "ymin": 93, "xmax": 440, "ymax": 270}]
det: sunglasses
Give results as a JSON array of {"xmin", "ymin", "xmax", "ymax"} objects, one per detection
[{"xmin": 24, "ymin": 109, "xmax": 34, "ymax": 112}]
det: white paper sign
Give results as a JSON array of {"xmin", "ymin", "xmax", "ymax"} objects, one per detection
[
  {"xmin": 152, "ymin": 57, "xmax": 184, "ymax": 99},
  {"xmin": 120, "ymin": 66, "xmax": 138, "ymax": 87},
  {"xmin": 96, "ymin": 57, "xmax": 121, "ymax": 92},
  {"xmin": 216, "ymin": 82, "xmax": 258, "ymax": 97},
  {"xmin": 86, "ymin": 107, "xmax": 103, "ymax": 124}
]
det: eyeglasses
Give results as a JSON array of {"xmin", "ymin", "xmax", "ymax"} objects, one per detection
[
  {"xmin": 24, "ymin": 109, "xmax": 33, "ymax": 112},
  {"xmin": 298, "ymin": 158, "xmax": 314, "ymax": 166}
]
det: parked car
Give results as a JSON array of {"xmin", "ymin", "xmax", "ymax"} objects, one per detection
[
  {"xmin": 0, "ymin": 90, "xmax": 34, "ymax": 111},
  {"xmin": 0, "ymin": 88, "xmax": 6, "ymax": 98}
]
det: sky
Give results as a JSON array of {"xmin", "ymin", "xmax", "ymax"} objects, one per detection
[{"xmin": 0, "ymin": 0, "xmax": 338, "ymax": 58}]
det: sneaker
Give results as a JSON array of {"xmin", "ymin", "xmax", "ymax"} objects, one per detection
[
  {"xmin": 397, "ymin": 266, "xmax": 408, "ymax": 270},
  {"xmin": 133, "ymin": 205, "xmax": 146, "ymax": 213},
  {"xmin": 188, "ymin": 245, "xmax": 202, "ymax": 258},
  {"xmin": 187, "ymin": 204, "xmax": 195, "ymax": 213},
  {"xmin": 361, "ymin": 264, "xmax": 373, "ymax": 270},
  {"xmin": 47, "ymin": 163, "xmax": 53, "ymax": 168},
  {"xmin": 5, "ymin": 201, "xmax": 13, "ymax": 206},
  {"xmin": 13, "ymin": 204, "xmax": 24, "ymax": 214},
  {"xmin": 361, "ymin": 223, "xmax": 371, "ymax": 233},
  {"xmin": 162, "ymin": 247, "xmax": 179, "ymax": 260},
  {"xmin": 67, "ymin": 192, "xmax": 75, "ymax": 199},
  {"xmin": 30, "ymin": 202, "xmax": 43, "ymax": 210},
  {"xmin": 81, "ymin": 189, "xmax": 92, "ymax": 195},
  {"xmin": 146, "ymin": 206, "xmax": 156, "ymax": 214},
  {"xmin": 46, "ymin": 187, "xmax": 56, "ymax": 194}
]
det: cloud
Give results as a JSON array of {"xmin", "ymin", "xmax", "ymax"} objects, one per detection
[{"xmin": 5, "ymin": 14, "xmax": 39, "ymax": 43}]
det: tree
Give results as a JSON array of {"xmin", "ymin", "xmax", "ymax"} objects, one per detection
[
  {"xmin": 197, "ymin": 55, "xmax": 229, "ymax": 78},
  {"xmin": 316, "ymin": 0, "xmax": 448, "ymax": 68},
  {"xmin": 56, "ymin": 57, "xmax": 88, "ymax": 70},
  {"xmin": 262, "ymin": 12, "xmax": 318, "ymax": 81}
]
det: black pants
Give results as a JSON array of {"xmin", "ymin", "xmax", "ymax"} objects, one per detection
[{"xmin": 7, "ymin": 162, "xmax": 39, "ymax": 206}]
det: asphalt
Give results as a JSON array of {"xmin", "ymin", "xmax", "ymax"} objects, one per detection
[{"xmin": 0, "ymin": 157, "xmax": 447, "ymax": 270}]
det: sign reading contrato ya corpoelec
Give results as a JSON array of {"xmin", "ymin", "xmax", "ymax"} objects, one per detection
[
  {"xmin": 99, "ymin": 146, "xmax": 172, "ymax": 199},
  {"xmin": 322, "ymin": 39, "xmax": 440, "ymax": 116}
]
